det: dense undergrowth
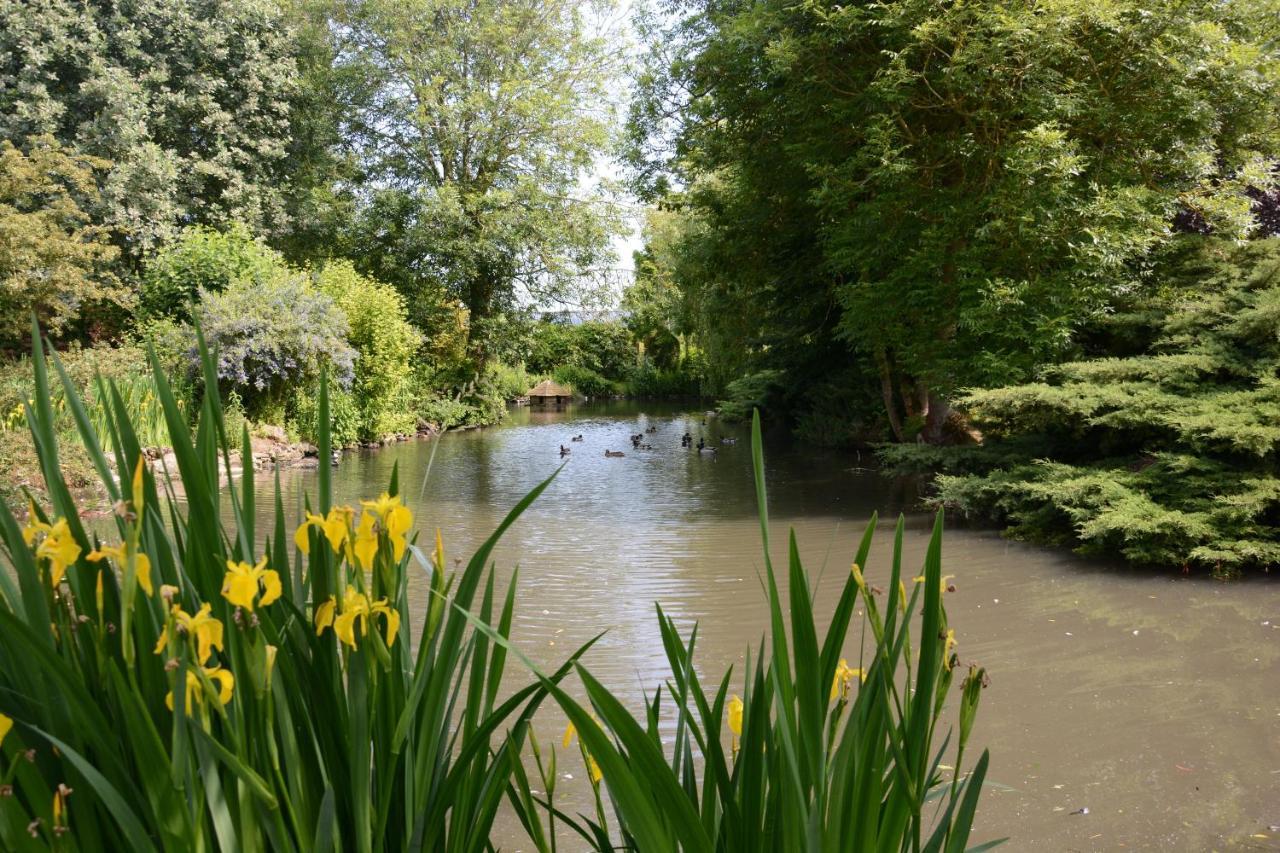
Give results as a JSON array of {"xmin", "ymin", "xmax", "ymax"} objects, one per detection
[
  {"xmin": 0, "ymin": 323, "xmax": 992, "ymax": 850},
  {"xmin": 885, "ymin": 238, "xmax": 1280, "ymax": 575}
]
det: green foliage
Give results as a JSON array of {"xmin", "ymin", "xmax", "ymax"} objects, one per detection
[
  {"xmin": 626, "ymin": 361, "xmax": 701, "ymax": 398},
  {"xmin": 140, "ymin": 224, "xmax": 284, "ymax": 322},
  {"xmin": 528, "ymin": 320, "xmax": 635, "ymax": 380},
  {"xmin": 717, "ymin": 370, "xmax": 785, "ymax": 422},
  {"xmin": 315, "ymin": 262, "xmax": 419, "ymax": 441},
  {"xmin": 0, "ymin": 0, "xmax": 298, "ymax": 257},
  {"xmin": 291, "ymin": 380, "xmax": 360, "ymax": 447},
  {"xmin": 195, "ymin": 271, "xmax": 355, "ymax": 418},
  {"xmin": 0, "ymin": 138, "xmax": 124, "ymax": 348},
  {"xmin": 327, "ymin": 0, "xmax": 623, "ymax": 327},
  {"xmin": 552, "ymin": 364, "xmax": 618, "ymax": 399},
  {"xmin": 905, "ymin": 238, "xmax": 1280, "ymax": 572},
  {"xmin": 486, "ymin": 362, "xmax": 544, "ymax": 402},
  {"xmin": 629, "ymin": 0, "xmax": 1280, "ymax": 443}
]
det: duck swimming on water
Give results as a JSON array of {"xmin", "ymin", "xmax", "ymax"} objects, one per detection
[{"xmin": 605, "ymin": 449, "xmax": 626, "ymax": 458}]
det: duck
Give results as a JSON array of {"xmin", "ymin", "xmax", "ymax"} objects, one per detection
[
  {"xmin": 721, "ymin": 437, "xmax": 738, "ymax": 445},
  {"xmin": 571, "ymin": 434, "xmax": 584, "ymax": 442},
  {"xmin": 681, "ymin": 431, "xmax": 692, "ymax": 447},
  {"xmin": 560, "ymin": 445, "xmax": 571, "ymax": 457},
  {"xmin": 698, "ymin": 444, "xmax": 718, "ymax": 458},
  {"xmin": 605, "ymin": 449, "xmax": 626, "ymax": 458},
  {"xmin": 645, "ymin": 425, "xmax": 658, "ymax": 433}
]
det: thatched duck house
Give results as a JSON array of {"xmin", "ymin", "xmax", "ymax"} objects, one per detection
[{"xmin": 528, "ymin": 379, "xmax": 574, "ymax": 406}]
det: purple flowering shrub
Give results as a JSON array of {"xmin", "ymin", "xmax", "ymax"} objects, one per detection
[{"xmin": 195, "ymin": 272, "xmax": 356, "ymax": 415}]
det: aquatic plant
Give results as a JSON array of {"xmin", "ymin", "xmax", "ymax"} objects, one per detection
[
  {"xmin": 0, "ymin": 320, "xmax": 993, "ymax": 850},
  {"xmin": 0, "ymin": 320, "xmax": 576, "ymax": 850},
  {"xmin": 508, "ymin": 411, "xmax": 996, "ymax": 851}
]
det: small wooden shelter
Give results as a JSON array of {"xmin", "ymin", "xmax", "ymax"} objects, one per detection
[{"xmin": 528, "ymin": 379, "xmax": 574, "ymax": 406}]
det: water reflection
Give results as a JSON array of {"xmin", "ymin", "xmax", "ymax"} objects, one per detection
[{"xmin": 250, "ymin": 401, "xmax": 1280, "ymax": 850}]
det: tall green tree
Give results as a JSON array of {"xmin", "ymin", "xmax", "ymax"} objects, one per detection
[
  {"xmin": 630, "ymin": 0, "xmax": 1280, "ymax": 443},
  {"xmin": 0, "ymin": 138, "xmax": 124, "ymax": 349},
  {"xmin": 327, "ymin": 0, "xmax": 624, "ymax": 342},
  {"xmin": 0, "ymin": 0, "xmax": 299, "ymax": 257}
]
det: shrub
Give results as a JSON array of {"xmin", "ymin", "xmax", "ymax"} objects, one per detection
[
  {"xmin": 195, "ymin": 271, "xmax": 355, "ymax": 419},
  {"xmin": 487, "ymin": 361, "xmax": 544, "ymax": 401},
  {"xmin": 140, "ymin": 223, "xmax": 283, "ymax": 322},
  {"xmin": 290, "ymin": 380, "xmax": 360, "ymax": 446},
  {"xmin": 416, "ymin": 393, "xmax": 472, "ymax": 429},
  {"xmin": 905, "ymin": 237, "xmax": 1280, "ymax": 572},
  {"xmin": 553, "ymin": 364, "xmax": 617, "ymax": 398},
  {"xmin": 626, "ymin": 361, "xmax": 701, "ymax": 397},
  {"xmin": 717, "ymin": 369, "xmax": 784, "ymax": 421},
  {"xmin": 315, "ymin": 262, "xmax": 419, "ymax": 441}
]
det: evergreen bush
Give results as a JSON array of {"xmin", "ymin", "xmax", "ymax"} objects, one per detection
[{"xmin": 896, "ymin": 238, "xmax": 1280, "ymax": 573}]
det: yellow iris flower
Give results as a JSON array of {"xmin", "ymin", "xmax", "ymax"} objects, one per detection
[
  {"xmin": 561, "ymin": 721, "xmax": 602, "ymax": 783},
  {"xmin": 943, "ymin": 628, "xmax": 958, "ymax": 671},
  {"xmin": 0, "ymin": 713, "xmax": 12, "ymax": 747},
  {"xmin": 24, "ymin": 514, "xmax": 81, "ymax": 588},
  {"xmin": 361, "ymin": 492, "xmax": 413, "ymax": 561},
  {"xmin": 221, "ymin": 556, "xmax": 282, "ymax": 611},
  {"xmin": 166, "ymin": 665, "xmax": 235, "ymax": 710},
  {"xmin": 727, "ymin": 695, "xmax": 743, "ymax": 737},
  {"xmin": 317, "ymin": 585, "xmax": 400, "ymax": 649},
  {"xmin": 294, "ymin": 506, "xmax": 355, "ymax": 555},
  {"xmin": 830, "ymin": 658, "xmax": 865, "ymax": 702},
  {"xmin": 131, "ymin": 456, "xmax": 146, "ymax": 515},
  {"xmin": 155, "ymin": 603, "xmax": 225, "ymax": 664},
  {"xmin": 87, "ymin": 542, "xmax": 153, "ymax": 595},
  {"xmin": 913, "ymin": 574, "xmax": 956, "ymax": 588},
  {"xmin": 352, "ymin": 511, "xmax": 378, "ymax": 570}
]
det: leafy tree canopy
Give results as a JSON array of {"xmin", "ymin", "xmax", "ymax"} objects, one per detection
[
  {"xmin": 0, "ymin": 0, "xmax": 299, "ymax": 257},
  {"xmin": 324, "ymin": 0, "xmax": 626, "ymax": 332},
  {"xmin": 0, "ymin": 137, "xmax": 124, "ymax": 349},
  {"xmin": 629, "ymin": 0, "xmax": 1280, "ymax": 442}
]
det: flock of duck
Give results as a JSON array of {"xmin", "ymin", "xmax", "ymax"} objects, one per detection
[{"xmin": 557, "ymin": 414, "xmax": 738, "ymax": 459}]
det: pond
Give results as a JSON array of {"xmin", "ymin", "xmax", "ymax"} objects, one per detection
[{"xmin": 256, "ymin": 400, "xmax": 1280, "ymax": 850}]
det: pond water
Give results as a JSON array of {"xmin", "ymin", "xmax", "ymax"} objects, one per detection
[{"xmin": 257, "ymin": 400, "xmax": 1280, "ymax": 850}]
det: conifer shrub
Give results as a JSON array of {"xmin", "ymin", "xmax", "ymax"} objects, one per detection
[{"xmin": 889, "ymin": 238, "xmax": 1280, "ymax": 573}]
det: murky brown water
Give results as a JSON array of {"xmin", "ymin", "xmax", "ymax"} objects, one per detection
[{"xmin": 256, "ymin": 401, "xmax": 1280, "ymax": 851}]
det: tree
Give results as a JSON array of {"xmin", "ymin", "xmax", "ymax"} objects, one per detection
[
  {"xmin": 0, "ymin": 0, "xmax": 299, "ymax": 258},
  {"xmin": 629, "ymin": 0, "xmax": 1280, "ymax": 443},
  {"xmin": 0, "ymin": 138, "xmax": 124, "ymax": 348},
  {"xmin": 326, "ymin": 0, "xmax": 624, "ymax": 342}
]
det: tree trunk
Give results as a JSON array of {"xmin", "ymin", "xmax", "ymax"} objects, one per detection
[
  {"xmin": 919, "ymin": 388, "xmax": 952, "ymax": 445},
  {"xmin": 876, "ymin": 347, "xmax": 905, "ymax": 442}
]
